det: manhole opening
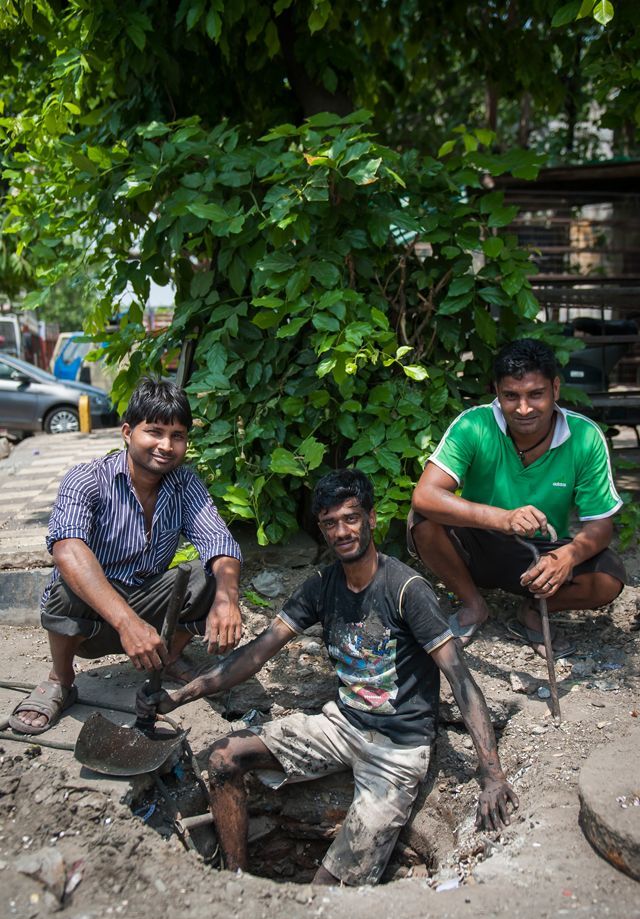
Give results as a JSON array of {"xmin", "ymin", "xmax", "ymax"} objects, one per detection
[{"xmin": 131, "ymin": 760, "xmax": 439, "ymax": 884}]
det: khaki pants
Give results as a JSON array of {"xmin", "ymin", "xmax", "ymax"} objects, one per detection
[{"xmin": 251, "ymin": 700, "xmax": 431, "ymax": 886}]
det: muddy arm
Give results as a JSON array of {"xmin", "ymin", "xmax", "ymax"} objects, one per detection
[
  {"xmin": 430, "ymin": 639, "xmax": 519, "ymax": 830},
  {"xmin": 137, "ymin": 618, "xmax": 296, "ymax": 716}
]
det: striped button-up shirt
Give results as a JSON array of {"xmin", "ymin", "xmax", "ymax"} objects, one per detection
[{"xmin": 42, "ymin": 449, "xmax": 241, "ymax": 608}]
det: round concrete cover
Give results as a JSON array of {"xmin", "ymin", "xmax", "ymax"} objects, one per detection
[{"xmin": 579, "ymin": 728, "xmax": 640, "ymax": 880}]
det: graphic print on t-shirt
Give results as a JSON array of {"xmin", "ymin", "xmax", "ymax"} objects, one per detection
[{"xmin": 329, "ymin": 625, "xmax": 399, "ymax": 714}]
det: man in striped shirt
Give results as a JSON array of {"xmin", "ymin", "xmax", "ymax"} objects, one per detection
[
  {"xmin": 10, "ymin": 379, "xmax": 242, "ymax": 735},
  {"xmin": 409, "ymin": 339, "xmax": 626, "ymax": 659}
]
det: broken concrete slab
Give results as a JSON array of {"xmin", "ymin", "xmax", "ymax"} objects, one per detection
[
  {"xmin": 579, "ymin": 728, "xmax": 640, "ymax": 880},
  {"xmin": 0, "ymin": 568, "xmax": 50, "ymax": 625}
]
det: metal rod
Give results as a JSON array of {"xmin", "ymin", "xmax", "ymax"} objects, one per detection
[
  {"xmin": 0, "ymin": 731, "xmax": 75, "ymax": 751},
  {"xmin": 152, "ymin": 773, "xmax": 199, "ymax": 854},
  {"xmin": 0, "ymin": 680, "xmax": 137, "ymax": 715},
  {"xmin": 135, "ymin": 563, "xmax": 191, "ymax": 733},
  {"xmin": 515, "ymin": 534, "xmax": 562, "ymax": 725}
]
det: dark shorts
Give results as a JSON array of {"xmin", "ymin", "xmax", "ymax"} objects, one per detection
[
  {"xmin": 407, "ymin": 510, "xmax": 626, "ymax": 599},
  {"xmin": 41, "ymin": 560, "xmax": 215, "ymax": 658}
]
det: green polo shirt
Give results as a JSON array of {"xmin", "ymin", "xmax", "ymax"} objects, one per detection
[{"xmin": 428, "ymin": 402, "xmax": 622, "ymax": 539}]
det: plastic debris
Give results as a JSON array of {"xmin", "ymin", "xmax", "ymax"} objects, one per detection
[
  {"xmin": 133, "ymin": 803, "xmax": 156, "ymax": 822},
  {"xmin": 65, "ymin": 860, "xmax": 85, "ymax": 896},
  {"xmin": 436, "ymin": 877, "xmax": 460, "ymax": 892}
]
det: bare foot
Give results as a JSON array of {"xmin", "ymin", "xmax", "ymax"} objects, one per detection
[{"xmin": 455, "ymin": 597, "xmax": 490, "ymax": 630}]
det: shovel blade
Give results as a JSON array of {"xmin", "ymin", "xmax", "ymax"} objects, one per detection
[{"xmin": 74, "ymin": 712, "xmax": 185, "ymax": 776}]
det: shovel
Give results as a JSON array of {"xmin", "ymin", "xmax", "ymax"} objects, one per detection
[
  {"xmin": 74, "ymin": 563, "xmax": 192, "ymax": 776},
  {"xmin": 515, "ymin": 526, "xmax": 561, "ymax": 725}
]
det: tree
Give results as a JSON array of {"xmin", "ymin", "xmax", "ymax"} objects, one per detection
[{"xmin": 2, "ymin": 1, "xmax": 631, "ymax": 542}]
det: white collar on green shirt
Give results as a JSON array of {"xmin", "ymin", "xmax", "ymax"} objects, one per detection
[{"xmin": 491, "ymin": 399, "xmax": 571, "ymax": 449}]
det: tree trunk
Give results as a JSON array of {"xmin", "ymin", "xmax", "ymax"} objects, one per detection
[{"xmin": 276, "ymin": 8, "xmax": 353, "ymax": 118}]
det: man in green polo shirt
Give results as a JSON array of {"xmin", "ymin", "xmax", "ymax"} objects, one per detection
[{"xmin": 409, "ymin": 338, "xmax": 626, "ymax": 659}]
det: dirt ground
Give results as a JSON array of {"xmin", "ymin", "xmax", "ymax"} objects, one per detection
[{"xmin": 1, "ymin": 547, "xmax": 639, "ymax": 919}]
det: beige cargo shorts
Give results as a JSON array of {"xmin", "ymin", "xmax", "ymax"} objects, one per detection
[{"xmin": 250, "ymin": 700, "xmax": 431, "ymax": 885}]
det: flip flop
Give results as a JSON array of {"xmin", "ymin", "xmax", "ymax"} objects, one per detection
[
  {"xmin": 9, "ymin": 680, "xmax": 78, "ymax": 736},
  {"xmin": 448, "ymin": 612, "xmax": 485, "ymax": 646},
  {"xmin": 506, "ymin": 619, "xmax": 576, "ymax": 659}
]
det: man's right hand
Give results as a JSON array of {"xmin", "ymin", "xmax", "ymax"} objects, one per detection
[
  {"xmin": 119, "ymin": 617, "xmax": 168, "ymax": 672},
  {"xmin": 135, "ymin": 686, "xmax": 177, "ymax": 721},
  {"xmin": 502, "ymin": 505, "xmax": 548, "ymax": 538}
]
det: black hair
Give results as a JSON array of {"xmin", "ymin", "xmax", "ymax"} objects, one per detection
[
  {"xmin": 122, "ymin": 378, "xmax": 193, "ymax": 429},
  {"xmin": 311, "ymin": 468, "xmax": 374, "ymax": 517},
  {"xmin": 493, "ymin": 338, "xmax": 558, "ymax": 383}
]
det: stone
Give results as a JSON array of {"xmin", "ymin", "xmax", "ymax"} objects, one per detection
[
  {"xmin": 15, "ymin": 847, "xmax": 66, "ymax": 903},
  {"xmin": 252, "ymin": 569, "xmax": 286, "ymax": 599},
  {"xmin": 510, "ymin": 671, "xmax": 541, "ymax": 695},
  {"xmin": 579, "ymin": 729, "xmax": 640, "ymax": 880}
]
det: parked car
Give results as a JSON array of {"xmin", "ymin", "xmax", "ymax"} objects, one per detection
[
  {"xmin": 49, "ymin": 331, "xmax": 114, "ymax": 391},
  {"xmin": 0, "ymin": 354, "xmax": 119, "ymax": 435}
]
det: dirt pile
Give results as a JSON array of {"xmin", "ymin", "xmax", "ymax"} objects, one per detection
[{"xmin": 1, "ymin": 552, "xmax": 639, "ymax": 918}]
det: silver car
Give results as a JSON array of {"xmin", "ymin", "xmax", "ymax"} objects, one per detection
[{"xmin": 0, "ymin": 353, "xmax": 119, "ymax": 434}]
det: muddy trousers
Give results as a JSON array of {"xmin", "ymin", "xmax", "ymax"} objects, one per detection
[{"xmin": 251, "ymin": 701, "xmax": 432, "ymax": 885}]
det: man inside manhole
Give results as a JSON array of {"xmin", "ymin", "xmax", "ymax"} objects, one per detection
[{"xmin": 137, "ymin": 468, "xmax": 517, "ymax": 886}]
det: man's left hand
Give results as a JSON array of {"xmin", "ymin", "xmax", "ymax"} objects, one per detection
[
  {"xmin": 520, "ymin": 551, "xmax": 573, "ymax": 599},
  {"xmin": 475, "ymin": 777, "xmax": 519, "ymax": 832},
  {"xmin": 204, "ymin": 596, "xmax": 242, "ymax": 654}
]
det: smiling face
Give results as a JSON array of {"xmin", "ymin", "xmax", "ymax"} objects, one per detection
[
  {"xmin": 122, "ymin": 417, "xmax": 188, "ymax": 479},
  {"xmin": 317, "ymin": 497, "xmax": 376, "ymax": 564},
  {"xmin": 495, "ymin": 371, "xmax": 560, "ymax": 442}
]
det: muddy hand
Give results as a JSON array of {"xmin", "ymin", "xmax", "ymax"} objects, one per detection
[
  {"xmin": 475, "ymin": 779, "xmax": 519, "ymax": 832},
  {"xmin": 135, "ymin": 685, "xmax": 176, "ymax": 721}
]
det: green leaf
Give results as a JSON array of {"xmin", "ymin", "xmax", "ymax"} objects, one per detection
[
  {"xmin": 270, "ymin": 447, "xmax": 305, "ymax": 476},
  {"xmin": 516, "ymin": 287, "xmax": 540, "ymax": 318},
  {"xmin": 488, "ymin": 205, "xmax": 519, "ymax": 228},
  {"xmin": 299, "ymin": 436, "xmax": 325, "ymax": 469},
  {"xmin": 346, "ymin": 158, "xmax": 382, "ymax": 185},
  {"xmin": 551, "ymin": 0, "xmax": 582, "ymax": 27},
  {"xmin": 403, "ymin": 364, "xmax": 429, "ymax": 381},
  {"xmin": 430, "ymin": 387, "xmax": 449, "ymax": 413},
  {"xmin": 482, "ymin": 237, "xmax": 504, "ymax": 258},
  {"xmin": 308, "ymin": 5, "xmax": 330, "ymax": 33},
  {"xmin": 448, "ymin": 275, "xmax": 475, "ymax": 297},
  {"xmin": 501, "ymin": 273, "xmax": 525, "ymax": 297},
  {"xmin": 438, "ymin": 139, "xmax": 456, "ymax": 157},
  {"xmin": 592, "ymin": 0, "xmax": 614, "ymax": 24},
  {"xmin": 186, "ymin": 201, "xmax": 229, "ymax": 221},
  {"xmin": 258, "ymin": 252, "xmax": 297, "ymax": 272},
  {"xmin": 474, "ymin": 306, "xmax": 497, "ymax": 346},
  {"xmin": 310, "ymin": 261, "xmax": 341, "ymax": 287},
  {"xmin": 437, "ymin": 294, "xmax": 472, "ymax": 316},
  {"xmin": 276, "ymin": 316, "xmax": 308, "ymax": 338}
]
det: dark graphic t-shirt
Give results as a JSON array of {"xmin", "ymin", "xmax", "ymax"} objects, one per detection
[{"xmin": 279, "ymin": 554, "xmax": 452, "ymax": 745}]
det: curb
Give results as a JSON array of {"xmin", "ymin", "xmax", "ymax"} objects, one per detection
[{"xmin": 0, "ymin": 568, "xmax": 50, "ymax": 626}]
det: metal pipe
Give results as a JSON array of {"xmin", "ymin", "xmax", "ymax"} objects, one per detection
[
  {"xmin": 515, "ymin": 531, "xmax": 561, "ymax": 725},
  {"xmin": 0, "ymin": 680, "xmax": 137, "ymax": 715}
]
